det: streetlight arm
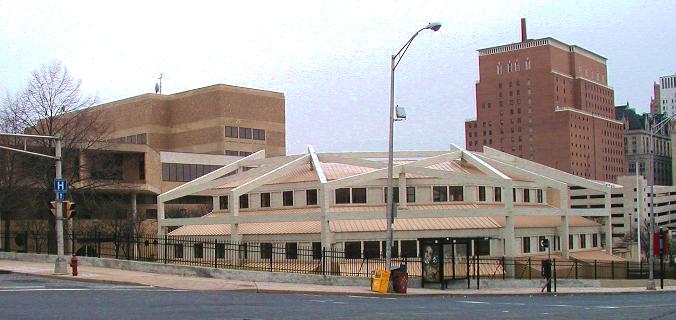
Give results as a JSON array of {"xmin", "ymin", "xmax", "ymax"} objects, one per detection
[{"xmin": 393, "ymin": 28, "xmax": 425, "ymax": 70}]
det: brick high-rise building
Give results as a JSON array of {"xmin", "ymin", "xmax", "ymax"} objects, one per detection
[{"xmin": 465, "ymin": 19, "xmax": 624, "ymax": 182}]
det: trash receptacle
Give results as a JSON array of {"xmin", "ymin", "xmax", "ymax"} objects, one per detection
[
  {"xmin": 391, "ymin": 264, "xmax": 408, "ymax": 294},
  {"xmin": 371, "ymin": 269, "xmax": 391, "ymax": 293}
]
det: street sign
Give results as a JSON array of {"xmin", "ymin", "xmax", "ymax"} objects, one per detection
[
  {"xmin": 540, "ymin": 238, "xmax": 549, "ymax": 249},
  {"xmin": 54, "ymin": 178, "xmax": 68, "ymax": 193},
  {"xmin": 653, "ymin": 231, "xmax": 668, "ymax": 256},
  {"xmin": 55, "ymin": 191, "xmax": 65, "ymax": 201}
]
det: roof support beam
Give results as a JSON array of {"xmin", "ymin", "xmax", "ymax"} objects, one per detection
[
  {"xmin": 308, "ymin": 145, "xmax": 327, "ymax": 184},
  {"xmin": 158, "ymin": 150, "xmax": 265, "ymax": 203},
  {"xmin": 231, "ymin": 154, "xmax": 311, "ymax": 197}
]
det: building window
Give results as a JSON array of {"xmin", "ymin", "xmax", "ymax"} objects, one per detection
[
  {"xmin": 145, "ymin": 209, "xmax": 157, "ymax": 219},
  {"xmin": 478, "ymin": 186, "xmax": 486, "ymax": 201},
  {"xmin": 225, "ymin": 150, "xmax": 239, "ymax": 156},
  {"xmin": 569, "ymin": 234, "xmax": 574, "ymax": 250},
  {"xmin": 225, "ymin": 126, "xmax": 238, "ymax": 138},
  {"xmin": 260, "ymin": 192, "xmax": 271, "ymax": 208},
  {"xmin": 381, "ymin": 241, "xmax": 399, "ymax": 258},
  {"xmin": 384, "ymin": 187, "xmax": 399, "ymax": 203},
  {"xmin": 239, "ymin": 127, "xmax": 252, "ymax": 139},
  {"xmin": 312, "ymin": 242, "xmax": 322, "ymax": 260},
  {"xmin": 344, "ymin": 241, "xmax": 361, "ymax": 259},
  {"xmin": 538, "ymin": 236, "xmax": 546, "ymax": 252},
  {"xmin": 219, "ymin": 196, "xmax": 228, "ymax": 210},
  {"xmin": 401, "ymin": 240, "xmax": 418, "ymax": 258},
  {"xmin": 351, "ymin": 188, "xmax": 367, "ymax": 203},
  {"xmin": 282, "ymin": 191, "xmax": 294, "ymax": 206},
  {"xmin": 239, "ymin": 194, "xmax": 249, "ymax": 209},
  {"xmin": 433, "ymin": 186, "xmax": 448, "ymax": 202},
  {"xmin": 494, "ymin": 187, "xmax": 502, "ymax": 202},
  {"xmin": 449, "ymin": 186, "xmax": 463, "ymax": 201},
  {"xmin": 522, "ymin": 237, "xmax": 531, "ymax": 253},
  {"xmin": 174, "ymin": 244, "xmax": 184, "ymax": 259},
  {"xmin": 194, "ymin": 243, "xmax": 204, "ymax": 259},
  {"xmin": 363, "ymin": 241, "xmax": 380, "ymax": 259},
  {"xmin": 216, "ymin": 243, "xmax": 225, "ymax": 259},
  {"xmin": 252, "ymin": 129, "xmax": 266, "ymax": 141},
  {"xmin": 335, "ymin": 188, "xmax": 351, "ymax": 204},
  {"xmin": 579, "ymin": 234, "xmax": 586, "ymax": 249},
  {"xmin": 536, "ymin": 189, "xmax": 543, "ymax": 203},
  {"xmin": 239, "ymin": 151, "xmax": 252, "ymax": 157},
  {"xmin": 406, "ymin": 187, "xmax": 416, "ymax": 203},
  {"xmin": 285, "ymin": 242, "xmax": 298, "ymax": 259},
  {"xmin": 306, "ymin": 189, "xmax": 318, "ymax": 206},
  {"xmin": 475, "ymin": 238, "xmax": 490, "ymax": 256},
  {"xmin": 261, "ymin": 243, "xmax": 272, "ymax": 259},
  {"xmin": 513, "ymin": 189, "xmax": 517, "ymax": 202},
  {"xmin": 523, "ymin": 189, "xmax": 530, "ymax": 202},
  {"xmin": 592, "ymin": 234, "xmax": 598, "ymax": 247}
]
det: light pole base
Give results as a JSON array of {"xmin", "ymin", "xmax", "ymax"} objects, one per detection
[
  {"xmin": 54, "ymin": 257, "xmax": 68, "ymax": 275},
  {"xmin": 646, "ymin": 279, "xmax": 656, "ymax": 290}
]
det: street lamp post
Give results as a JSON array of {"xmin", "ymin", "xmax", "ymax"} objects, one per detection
[
  {"xmin": 385, "ymin": 22, "xmax": 441, "ymax": 269},
  {"xmin": 646, "ymin": 114, "xmax": 674, "ymax": 290}
]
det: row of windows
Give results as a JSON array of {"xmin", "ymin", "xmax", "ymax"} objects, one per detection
[
  {"xmin": 107, "ymin": 133, "xmax": 147, "ymax": 145},
  {"xmin": 218, "ymin": 190, "xmax": 318, "ymax": 210},
  {"xmin": 218, "ymin": 186, "xmax": 545, "ymax": 209},
  {"xmin": 161, "ymin": 163, "xmax": 224, "ymax": 182},
  {"xmin": 225, "ymin": 150, "xmax": 253, "ymax": 157},
  {"xmin": 225, "ymin": 126, "xmax": 266, "ymax": 141},
  {"xmin": 522, "ymin": 234, "xmax": 599, "ymax": 253}
]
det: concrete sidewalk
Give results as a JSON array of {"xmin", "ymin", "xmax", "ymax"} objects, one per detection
[{"xmin": 1, "ymin": 259, "xmax": 674, "ymax": 296}]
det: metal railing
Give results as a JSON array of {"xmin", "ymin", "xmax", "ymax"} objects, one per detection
[{"xmin": 1, "ymin": 231, "xmax": 673, "ymax": 283}]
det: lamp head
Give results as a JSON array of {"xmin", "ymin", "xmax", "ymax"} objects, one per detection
[{"xmin": 425, "ymin": 22, "xmax": 442, "ymax": 32}]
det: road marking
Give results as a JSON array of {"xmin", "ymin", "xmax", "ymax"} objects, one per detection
[
  {"xmin": 309, "ymin": 299, "xmax": 329, "ymax": 303},
  {"xmin": 383, "ymin": 297, "xmax": 397, "ymax": 300},
  {"xmin": 333, "ymin": 301, "xmax": 347, "ymax": 304},
  {"xmin": 458, "ymin": 301, "xmax": 489, "ymax": 304},
  {"xmin": 0, "ymin": 286, "xmax": 46, "ymax": 289},
  {"xmin": 546, "ymin": 304, "xmax": 573, "ymax": 307},
  {"xmin": 349, "ymin": 295, "xmax": 379, "ymax": 299}
]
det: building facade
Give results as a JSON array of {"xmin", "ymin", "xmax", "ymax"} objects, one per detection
[
  {"xmin": 652, "ymin": 74, "xmax": 676, "ymax": 116},
  {"xmin": 465, "ymin": 20, "xmax": 624, "ymax": 182},
  {"xmin": 74, "ymin": 84, "xmax": 286, "ymax": 220},
  {"xmin": 616, "ymin": 103, "xmax": 672, "ymax": 186},
  {"xmin": 158, "ymin": 145, "xmax": 616, "ymax": 266}
]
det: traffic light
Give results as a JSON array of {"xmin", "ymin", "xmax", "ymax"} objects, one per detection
[
  {"xmin": 49, "ymin": 201, "xmax": 57, "ymax": 216},
  {"xmin": 64, "ymin": 201, "xmax": 76, "ymax": 219}
]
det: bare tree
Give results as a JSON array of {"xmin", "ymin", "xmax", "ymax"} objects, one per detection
[
  {"xmin": 1, "ymin": 61, "xmax": 114, "ymax": 252},
  {"xmin": 4, "ymin": 61, "xmax": 112, "ymax": 192}
]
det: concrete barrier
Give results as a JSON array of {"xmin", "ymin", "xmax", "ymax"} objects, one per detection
[{"xmin": 0, "ymin": 252, "xmax": 370, "ymax": 287}]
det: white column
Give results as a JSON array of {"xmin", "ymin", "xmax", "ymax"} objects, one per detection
[
  {"xmin": 229, "ymin": 193, "xmax": 241, "ymax": 242},
  {"xmin": 398, "ymin": 172, "xmax": 407, "ymax": 209},
  {"xmin": 320, "ymin": 186, "xmax": 333, "ymax": 249},
  {"xmin": 558, "ymin": 187, "xmax": 571, "ymax": 258},
  {"xmin": 504, "ymin": 184, "xmax": 516, "ymax": 277},
  {"xmin": 212, "ymin": 196, "xmax": 220, "ymax": 211},
  {"xmin": 604, "ymin": 191, "xmax": 613, "ymax": 255},
  {"xmin": 157, "ymin": 201, "xmax": 166, "ymax": 261}
]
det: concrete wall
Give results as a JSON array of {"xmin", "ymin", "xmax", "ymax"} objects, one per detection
[{"xmin": 0, "ymin": 252, "xmax": 368, "ymax": 287}]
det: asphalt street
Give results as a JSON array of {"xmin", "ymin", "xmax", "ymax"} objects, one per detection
[{"xmin": 1, "ymin": 272, "xmax": 675, "ymax": 320}]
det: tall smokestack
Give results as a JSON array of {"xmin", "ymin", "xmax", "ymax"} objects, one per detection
[{"xmin": 521, "ymin": 18, "xmax": 527, "ymax": 42}]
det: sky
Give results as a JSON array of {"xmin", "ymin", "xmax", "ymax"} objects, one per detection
[{"xmin": 1, "ymin": 0, "xmax": 674, "ymax": 155}]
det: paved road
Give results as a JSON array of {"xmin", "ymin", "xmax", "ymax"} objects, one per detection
[{"xmin": 1, "ymin": 273, "xmax": 675, "ymax": 320}]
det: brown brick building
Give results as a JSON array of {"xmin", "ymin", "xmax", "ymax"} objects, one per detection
[{"xmin": 465, "ymin": 20, "xmax": 624, "ymax": 182}]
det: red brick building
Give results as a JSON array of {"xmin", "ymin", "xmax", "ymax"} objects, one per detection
[{"xmin": 465, "ymin": 20, "xmax": 624, "ymax": 182}]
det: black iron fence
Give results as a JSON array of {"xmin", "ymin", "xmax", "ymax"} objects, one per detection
[{"xmin": 1, "ymin": 231, "xmax": 674, "ymax": 283}]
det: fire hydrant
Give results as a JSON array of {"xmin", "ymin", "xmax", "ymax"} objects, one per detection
[{"xmin": 70, "ymin": 255, "xmax": 78, "ymax": 276}]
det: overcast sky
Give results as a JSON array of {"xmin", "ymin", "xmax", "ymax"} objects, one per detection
[{"xmin": 1, "ymin": 1, "xmax": 674, "ymax": 155}]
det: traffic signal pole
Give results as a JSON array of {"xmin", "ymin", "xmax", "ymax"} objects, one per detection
[
  {"xmin": 0, "ymin": 132, "xmax": 67, "ymax": 274},
  {"xmin": 54, "ymin": 136, "xmax": 67, "ymax": 274}
]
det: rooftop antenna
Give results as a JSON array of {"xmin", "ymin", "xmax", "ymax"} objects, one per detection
[{"xmin": 155, "ymin": 73, "xmax": 164, "ymax": 94}]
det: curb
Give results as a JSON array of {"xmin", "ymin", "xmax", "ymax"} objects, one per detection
[
  {"xmin": 0, "ymin": 268, "xmax": 154, "ymax": 288},
  {"xmin": 2, "ymin": 266, "xmax": 675, "ymax": 297}
]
